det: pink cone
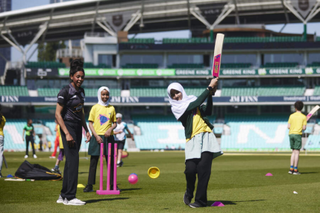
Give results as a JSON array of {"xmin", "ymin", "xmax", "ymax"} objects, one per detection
[
  {"xmin": 211, "ymin": 201, "xmax": 224, "ymax": 207},
  {"xmin": 265, "ymin": 173, "xmax": 273, "ymax": 176}
]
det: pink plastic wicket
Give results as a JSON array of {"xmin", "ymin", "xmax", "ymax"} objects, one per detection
[{"xmin": 96, "ymin": 142, "xmax": 120, "ymax": 195}]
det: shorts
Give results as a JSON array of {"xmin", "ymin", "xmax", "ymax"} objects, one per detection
[
  {"xmin": 58, "ymin": 149, "xmax": 64, "ymax": 161},
  {"xmin": 117, "ymin": 140, "xmax": 125, "ymax": 150},
  {"xmin": 289, "ymin": 134, "xmax": 302, "ymax": 150}
]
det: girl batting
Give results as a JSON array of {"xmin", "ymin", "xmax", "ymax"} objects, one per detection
[{"xmin": 167, "ymin": 78, "xmax": 222, "ymax": 208}]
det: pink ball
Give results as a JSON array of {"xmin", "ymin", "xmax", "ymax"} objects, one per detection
[{"xmin": 128, "ymin": 173, "xmax": 138, "ymax": 184}]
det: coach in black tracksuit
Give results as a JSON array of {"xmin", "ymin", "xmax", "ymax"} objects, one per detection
[{"xmin": 55, "ymin": 59, "xmax": 91, "ymax": 206}]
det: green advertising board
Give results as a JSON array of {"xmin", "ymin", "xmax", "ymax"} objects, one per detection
[
  {"xmin": 59, "ymin": 67, "xmax": 320, "ymax": 77},
  {"xmin": 58, "ymin": 68, "xmax": 175, "ymax": 77}
]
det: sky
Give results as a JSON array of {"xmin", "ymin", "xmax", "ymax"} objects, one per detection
[{"xmin": 9, "ymin": 0, "xmax": 320, "ymax": 62}]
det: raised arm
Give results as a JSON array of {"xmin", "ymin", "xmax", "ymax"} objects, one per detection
[{"xmin": 186, "ymin": 78, "xmax": 218, "ymax": 111}]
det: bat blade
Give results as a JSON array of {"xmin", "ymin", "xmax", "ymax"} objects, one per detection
[
  {"xmin": 212, "ymin": 33, "xmax": 225, "ymax": 78},
  {"xmin": 307, "ymin": 105, "xmax": 320, "ymax": 121}
]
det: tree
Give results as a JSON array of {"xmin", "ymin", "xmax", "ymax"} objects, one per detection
[{"xmin": 37, "ymin": 41, "xmax": 66, "ymax": 61}]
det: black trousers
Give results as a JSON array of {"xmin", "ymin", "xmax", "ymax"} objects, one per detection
[
  {"xmin": 60, "ymin": 121, "xmax": 82, "ymax": 200},
  {"xmin": 25, "ymin": 136, "xmax": 35, "ymax": 155},
  {"xmin": 185, "ymin": 152, "xmax": 214, "ymax": 206},
  {"xmin": 87, "ymin": 136, "xmax": 117, "ymax": 188}
]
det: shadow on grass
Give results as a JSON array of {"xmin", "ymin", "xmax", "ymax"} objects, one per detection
[
  {"xmin": 78, "ymin": 172, "xmax": 89, "ymax": 174},
  {"xmin": 85, "ymin": 197, "xmax": 129, "ymax": 204},
  {"xmin": 120, "ymin": 188, "xmax": 142, "ymax": 192},
  {"xmin": 300, "ymin": 172, "xmax": 318, "ymax": 174},
  {"xmin": 207, "ymin": 199, "xmax": 265, "ymax": 206}
]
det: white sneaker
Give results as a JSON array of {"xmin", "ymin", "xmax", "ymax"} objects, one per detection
[
  {"xmin": 56, "ymin": 195, "xmax": 63, "ymax": 204},
  {"xmin": 63, "ymin": 198, "xmax": 68, "ymax": 205},
  {"xmin": 67, "ymin": 198, "xmax": 86, "ymax": 206},
  {"xmin": 24, "ymin": 155, "xmax": 28, "ymax": 159},
  {"xmin": 33, "ymin": 154, "xmax": 37, "ymax": 159}
]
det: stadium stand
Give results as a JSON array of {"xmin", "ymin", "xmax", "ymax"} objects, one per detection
[
  {"xmin": 38, "ymin": 88, "xmax": 121, "ymax": 97},
  {"xmin": 221, "ymin": 86, "xmax": 305, "ymax": 96},
  {"xmin": 121, "ymin": 63, "xmax": 158, "ymax": 68},
  {"xmin": 221, "ymin": 63, "xmax": 252, "ymax": 68},
  {"xmin": 127, "ymin": 37, "xmax": 306, "ymax": 44},
  {"xmin": 3, "ymin": 119, "xmax": 90, "ymax": 151},
  {"xmin": 262, "ymin": 62, "xmax": 299, "ymax": 68},
  {"xmin": 130, "ymin": 87, "xmax": 205, "ymax": 97},
  {"xmin": 313, "ymin": 86, "xmax": 320, "ymax": 96},
  {"xmin": 132, "ymin": 115, "xmax": 216, "ymax": 150},
  {"xmin": 83, "ymin": 62, "xmax": 111, "ymax": 68},
  {"xmin": 168, "ymin": 64, "xmax": 203, "ymax": 68},
  {"xmin": 125, "ymin": 38, "xmax": 155, "ymax": 43},
  {"xmin": 222, "ymin": 115, "xmax": 291, "ymax": 150},
  {"xmin": 305, "ymin": 135, "xmax": 320, "ymax": 150},
  {"xmin": 308, "ymin": 62, "xmax": 320, "ymax": 67},
  {"xmin": 0, "ymin": 86, "xmax": 29, "ymax": 96},
  {"xmin": 26, "ymin": 61, "xmax": 66, "ymax": 68}
]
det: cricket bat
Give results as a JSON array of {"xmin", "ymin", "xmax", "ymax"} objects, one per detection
[
  {"xmin": 307, "ymin": 105, "xmax": 320, "ymax": 121},
  {"xmin": 212, "ymin": 33, "xmax": 225, "ymax": 78}
]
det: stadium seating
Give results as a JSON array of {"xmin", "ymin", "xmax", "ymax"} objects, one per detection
[
  {"xmin": 121, "ymin": 63, "xmax": 158, "ymax": 69},
  {"xmin": 221, "ymin": 86, "xmax": 305, "ymax": 96},
  {"xmin": 124, "ymin": 38, "xmax": 155, "ymax": 43},
  {"xmin": 224, "ymin": 36, "xmax": 305, "ymax": 43},
  {"xmin": 130, "ymin": 87, "xmax": 205, "ymax": 97},
  {"xmin": 168, "ymin": 64, "xmax": 203, "ymax": 69},
  {"xmin": 162, "ymin": 37, "xmax": 305, "ymax": 44},
  {"xmin": 305, "ymin": 135, "xmax": 320, "ymax": 150},
  {"xmin": 38, "ymin": 88, "xmax": 121, "ymax": 97},
  {"xmin": 221, "ymin": 63, "xmax": 252, "ymax": 68},
  {"xmin": 313, "ymin": 86, "xmax": 320, "ymax": 96},
  {"xmin": 262, "ymin": 62, "xmax": 299, "ymax": 68},
  {"xmin": 3, "ymin": 119, "xmax": 91, "ymax": 152},
  {"xmin": 83, "ymin": 63, "xmax": 111, "ymax": 68},
  {"xmin": 0, "ymin": 86, "xmax": 29, "ymax": 96},
  {"xmin": 130, "ymin": 87, "xmax": 167, "ymax": 97},
  {"xmin": 132, "ymin": 115, "xmax": 216, "ymax": 150},
  {"xmin": 163, "ymin": 37, "xmax": 208, "ymax": 43},
  {"xmin": 26, "ymin": 61, "xmax": 66, "ymax": 68},
  {"xmin": 222, "ymin": 115, "xmax": 291, "ymax": 150},
  {"xmin": 307, "ymin": 62, "xmax": 320, "ymax": 67}
]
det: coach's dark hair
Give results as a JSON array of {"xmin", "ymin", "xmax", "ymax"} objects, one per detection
[
  {"xmin": 294, "ymin": 101, "xmax": 304, "ymax": 111},
  {"xmin": 70, "ymin": 59, "xmax": 84, "ymax": 77}
]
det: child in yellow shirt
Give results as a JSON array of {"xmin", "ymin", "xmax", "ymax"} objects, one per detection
[
  {"xmin": 287, "ymin": 101, "xmax": 307, "ymax": 175},
  {"xmin": 83, "ymin": 86, "xmax": 117, "ymax": 192}
]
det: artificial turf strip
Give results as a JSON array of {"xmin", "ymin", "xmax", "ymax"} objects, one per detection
[{"xmin": 1, "ymin": 152, "xmax": 320, "ymax": 213}]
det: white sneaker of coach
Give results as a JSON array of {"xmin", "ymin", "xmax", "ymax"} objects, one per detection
[
  {"xmin": 63, "ymin": 198, "xmax": 68, "ymax": 205},
  {"xmin": 66, "ymin": 198, "xmax": 86, "ymax": 206},
  {"xmin": 33, "ymin": 154, "xmax": 37, "ymax": 159},
  {"xmin": 24, "ymin": 155, "xmax": 28, "ymax": 159},
  {"xmin": 56, "ymin": 195, "xmax": 63, "ymax": 204}
]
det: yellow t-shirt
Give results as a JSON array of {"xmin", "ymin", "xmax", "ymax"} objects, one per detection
[
  {"xmin": 186, "ymin": 108, "xmax": 212, "ymax": 142},
  {"xmin": 0, "ymin": 116, "xmax": 6, "ymax": 136},
  {"xmin": 88, "ymin": 104, "xmax": 116, "ymax": 135},
  {"xmin": 288, "ymin": 112, "xmax": 307, "ymax": 135}
]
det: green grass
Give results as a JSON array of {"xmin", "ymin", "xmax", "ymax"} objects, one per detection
[{"xmin": 1, "ymin": 152, "xmax": 320, "ymax": 212}]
